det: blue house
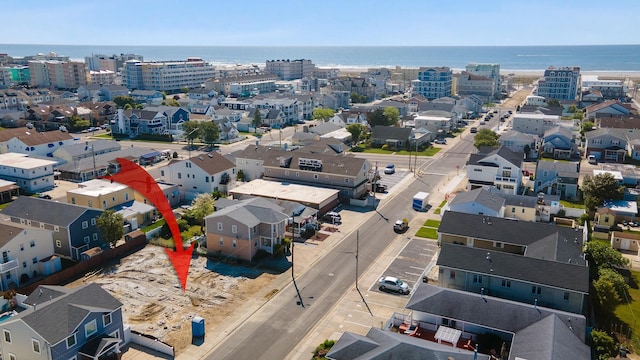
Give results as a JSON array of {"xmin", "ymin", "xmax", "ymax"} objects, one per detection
[
  {"xmin": 0, "ymin": 283, "xmax": 124, "ymax": 360},
  {"xmin": 1, "ymin": 197, "xmax": 105, "ymax": 261},
  {"xmin": 130, "ymin": 90, "xmax": 163, "ymax": 105}
]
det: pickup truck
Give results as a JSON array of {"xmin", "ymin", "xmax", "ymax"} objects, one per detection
[{"xmin": 394, "ymin": 219, "xmax": 408, "ymax": 233}]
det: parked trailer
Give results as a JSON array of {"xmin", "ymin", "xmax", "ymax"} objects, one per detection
[{"xmin": 412, "ymin": 192, "xmax": 430, "ymax": 211}]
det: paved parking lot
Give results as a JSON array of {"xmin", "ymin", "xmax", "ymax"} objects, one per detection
[
  {"xmin": 370, "ymin": 237, "xmax": 438, "ymax": 295},
  {"xmin": 377, "ymin": 168, "xmax": 411, "ymax": 193}
]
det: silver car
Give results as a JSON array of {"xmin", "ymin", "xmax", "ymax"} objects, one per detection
[{"xmin": 378, "ymin": 276, "xmax": 410, "ymax": 294}]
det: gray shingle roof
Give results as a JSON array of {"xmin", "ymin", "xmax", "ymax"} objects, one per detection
[
  {"xmin": 371, "ymin": 125, "xmax": 411, "ymax": 141},
  {"xmin": 448, "ymin": 188, "xmax": 505, "ymax": 213},
  {"xmin": 406, "ymin": 284, "xmax": 587, "ymax": 343},
  {"xmin": 535, "ymin": 160, "xmax": 580, "ymax": 178},
  {"xmin": 56, "ymin": 139, "xmax": 121, "ymax": 157},
  {"xmin": 437, "ymin": 243, "xmax": 589, "ymax": 293},
  {"xmin": 510, "ymin": 314, "xmax": 591, "ymax": 360},
  {"xmin": 1, "ymin": 196, "xmax": 98, "ymax": 226},
  {"xmin": 438, "ymin": 212, "xmax": 585, "ymax": 264},
  {"xmin": 206, "ymin": 202, "xmax": 288, "ymax": 226},
  {"xmin": 16, "ymin": 283, "xmax": 122, "ymax": 345}
]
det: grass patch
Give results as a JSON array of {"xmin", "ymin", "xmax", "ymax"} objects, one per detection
[
  {"xmin": 438, "ymin": 200, "xmax": 447, "ymax": 208},
  {"xmin": 91, "ymin": 134, "xmax": 114, "ymax": 139},
  {"xmin": 350, "ymin": 145, "xmax": 441, "ymax": 156},
  {"xmin": 614, "ymin": 270, "xmax": 640, "ymax": 350},
  {"xmin": 424, "ymin": 219, "xmax": 441, "ymax": 228},
  {"xmin": 0, "ymin": 202, "xmax": 12, "ymax": 211},
  {"xmin": 434, "ymin": 208, "xmax": 441, "ymax": 215},
  {"xmin": 141, "ymin": 219, "xmax": 165, "ymax": 232},
  {"xmin": 560, "ymin": 200, "xmax": 585, "ymax": 209},
  {"xmin": 415, "ymin": 227, "xmax": 438, "ymax": 239}
]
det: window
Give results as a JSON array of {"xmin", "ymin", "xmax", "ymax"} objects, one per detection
[
  {"xmin": 8, "ymin": 354, "xmax": 15, "ymax": 360},
  {"xmin": 495, "ymin": 242, "xmax": 503, "ymax": 248},
  {"xmin": 232, "ymin": 239, "xmax": 237, "ymax": 248},
  {"xmin": 211, "ymin": 176, "xmax": 215, "ymax": 182},
  {"xmin": 56, "ymin": 240, "xmax": 62, "ymax": 248},
  {"xmin": 511, "ymin": 207, "xmax": 516, "ymax": 213},
  {"xmin": 82, "ymin": 221, "xmax": 88, "ymax": 229},
  {"xmin": 313, "ymin": 174, "xmax": 318, "ymax": 179},
  {"xmin": 3, "ymin": 329, "xmax": 11, "ymax": 343},
  {"xmin": 295, "ymin": 172, "xmax": 299, "ymax": 177},
  {"xmin": 217, "ymin": 222, "xmax": 223, "ymax": 231},
  {"xmin": 501, "ymin": 280, "xmax": 511, "ymax": 288},
  {"xmin": 32, "ymin": 338, "xmax": 41, "ymax": 353},
  {"xmin": 205, "ymin": 177, "xmax": 209, "ymax": 183},
  {"xmin": 66, "ymin": 334, "xmax": 76, "ymax": 348},
  {"xmin": 473, "ymin": 274, "xmax": 482, "ymax": 284},
  {"xmin": 91, "ymin": 218, "xmax": 96, "ymax": 226},
  {"xmin": 532, "ymin": 286, "xmax": 542, "ymax": 295},
  {"xmin": 93, "ymin": 233, "xmax": 98, "ymax": 241},
  {"xmin": 22, "ymin": 261, "xmax": 26, "ymax": 268},
  {"xmin": 161, "ymin": 170, "xmax": 165, "ymax": 177},
  {"xmin": 563, "ymin": 292, "xmax": 570, "ymax": 301},
  {"xmin": 84, "ymin": 319, "xmax": 97, "ymax": 337},
  {"xmin": 103, "ymin": 312, "xmax": 112, "ymax": 326},
  {"xmin": 449, "ymin": 271, "xmax": 455, "ymax": 280},
  {"xmin": 32, "ymin": 257, "xmax": 38, "ymax": 264},
  {"xmin": 178, "ymin": 172, "xmax": 182, "ymax": 179},
  {"xmin": 232, "ymin": 225, "xmax": 237, "ymax": 234},
  {"xmin": 219, "ymin": 238, "xmax": 223, "ymax": 247},
  {"xmin": 84, "ymin": 236, "xmax": 90, "ymax": 244},
  {"xmin": 71, "ymin": 197, "xmax": 76, "ymax": 204},
  {"xmin": 20, "ymin": 244, "xmax": 24, "ymax": 251}
]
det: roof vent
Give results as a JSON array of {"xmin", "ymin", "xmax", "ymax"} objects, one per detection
[{"xmin": 208, "ymin": 154, "xmax": 213, "ymax": 158}]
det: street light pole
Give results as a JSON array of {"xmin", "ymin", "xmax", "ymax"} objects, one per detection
[{"xmin": 186, "ymin": 127, "xmax": 199, "ymax": 159}]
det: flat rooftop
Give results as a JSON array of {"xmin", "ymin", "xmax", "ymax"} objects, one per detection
[
  {"xmin": 0, "ymin": 152, "xmax": 57, "ymax": 169},
  {"xmin": 230, "ymin": 179, "xmax": 339, "ymax": 206},
  {"xmin": 68, "ymin": 178, "xmax": 129, "ymax": 196}
]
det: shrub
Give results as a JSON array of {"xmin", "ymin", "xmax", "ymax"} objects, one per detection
[
  {"xmin": 313, "ymin": 339, "xmax": 336, "ymax": 359},
  {"xmin": 381, "ymin": 144, "xmax": 389, "ymax": 151},
  {"xmin": 350, "ymin": 146, "xmax": 364, "ymax": 152}
]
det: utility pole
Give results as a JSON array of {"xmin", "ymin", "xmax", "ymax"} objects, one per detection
[{"xmin": 355, "ymin": 230, "xmax": 359, "ymax": 291}]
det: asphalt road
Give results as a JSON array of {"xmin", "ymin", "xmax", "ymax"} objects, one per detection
[{"xmin": 202, "ymin": 144, "xmax": 472, "ymax": 359}]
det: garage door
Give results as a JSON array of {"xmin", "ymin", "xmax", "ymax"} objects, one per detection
[{"xmin": 621, "ymin": 239, "xmax": 631, "ymax": 251}]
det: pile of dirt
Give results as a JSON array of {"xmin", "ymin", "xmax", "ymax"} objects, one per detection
[{"xmin": 70, "ymin": 245, "xmax": 276, "ymax": 354}]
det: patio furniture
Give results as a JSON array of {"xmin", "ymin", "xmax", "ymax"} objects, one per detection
[{"xmin": 434, "ymin": 325, "xmax": 462, "ymax": 346}]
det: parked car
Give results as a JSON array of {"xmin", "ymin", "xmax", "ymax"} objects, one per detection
[
  {"xmin": 373, "ymin": 183, "xmax": 388, "ymax": 193},
  {"xmin": 37, "ymin": 193, "xmax": 52, "ymax": 200},
  {"xmin": 393, "ymin": 219, "xmax": 408, "ymax": 233},
  {"xmin": 379, "ymin": 276, "xmax": 410, "ymax": 294},
  {"xmin": 384, "ymin": 164, "xmax": 395, "ymax": 174},
  {"xmin": 323, "ymin": 211, "xmax": 341, "ymax": 223},
  {"xmin": 588, "ymin": 155, "xmax": 597, "ymax": 164},
  {"xmin": 434, "ymin": 138, "xmax": 447, "ymax": 144},
  {"xmin": 470, "ymin": 127, "xmax": 478, "ymax": 133}
]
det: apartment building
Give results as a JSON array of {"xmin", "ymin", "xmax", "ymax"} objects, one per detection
[
  {"xmin": 84, "ymin": 53, "xmax": 143, "ymax": 72},
  {"xmin": 411, "ymin": 67, "xmax": 452, "ymax": 100},
  {"xmin": 122, "ymin": 58, "xmax": 216, "ymax": 92},
  {"xmin": 0, "ymin": 153, "xmax": 56, "ymax": 193},
  {"xmin": 265, "ymin": 59, "xmax": 315, "ymax": 80},
  {"xmin": 536, "ymin": 66, "xmax": 581, "ymax": 101},
  {"xmin": 28, "ymin": 60, "xmax": 88, "ymax": 90},
  {"xmin": 463, "ymin": 63, "xmax": 501, "ymax": 99}
]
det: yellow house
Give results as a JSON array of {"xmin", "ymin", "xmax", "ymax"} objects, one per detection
[
  {"xmin": 594, "ymin": 208, "xmax": 617, "ymax": 227},
  {"xmin": 67, "ymin": 179, "xmax": 134, "ymax": 209}
]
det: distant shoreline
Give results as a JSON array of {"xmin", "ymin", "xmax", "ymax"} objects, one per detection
[{"xmin": 335, "ymin": 67, "xmax": 640, "ymax": 79}]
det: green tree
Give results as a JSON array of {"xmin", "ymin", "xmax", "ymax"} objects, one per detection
[
  {"xmin": 123, "ymin": 103, "xmax": 133, "ymax": 110},
  {"xmin": 350, "ymin": 92, "xmax": 367, "ymax": 104},
  {"xmin": 252, "ymin": 109, "xmax": 262, "ymax": 133},
  {"xmin": 181, "ymin": 121, "xmax": 201, "ymax": 152},
  {"xmin": 568, "ymin": 104, "xmax": 578, "ymax": 113},
  {"xmin": 236, "ymin": 169, "xmax": 246, "ymax": 182},
  {"xmin": 581, "ymin": 121, "xmax": 594, "ymax": 133},
  {"xmin": 96, "ymin": 210, "xmax": 124, "ymax": 248},
  {"xmin": 200, "ymin": 121, "xmax": 220, "ymax": 149},
  {"xmin": 383, "ymin": 107, "xmax": 400, "ymax": 126},
  {"xmin": 67, "ymin": 115, "xmax": 90, "ymax": 132},
  {"xmin": 547, "ymin": 99, "xmax": 561, "ymax": 107},
  {"xmin": 581, "ymin": 173, "xmax": 625, "ymax": 212},
  {"xmin": 191, "ymin": 193, "xmax": 215, "ymax": 233},
  {"xmin": 180, "ymin": 87, "xmax": 190, "ymax": 94},
  {"xmin": 586, "ymin": 240, "xmax": 630, "ymax": 270},
  {"xmin": 590, "ymin": 329, "xmax": 617, "ymax": 360},
  {"xmin": 474, "ymin": 128, "xmax": 500, "ymax": 147},
  {"xmin": 113, "ymin": 95, "xmax": 138, "ymax": 109},
  {"xmin": 312, "ymin": 108, "xmax": 335, "ymax": 122},
  {"xmin": 573, "ymin": 110, "xmax": 584, "ymax": 120},
  {"xmin": 346, "ymin": 123, "xmax": 366, "ymax": 144},
  {"xmin": 367, "ymin": 108, "xmax": 387, "ymax": 127},
  {"xmin": 597, "ymin": 267, "xmax": 629, "ymax": 299},
  {"xmin": 162, "ymin": 98, "xmax": 180, "ymax": 107},
  {"xmin": 523, "ymin": 144, "xmax": 531, "ymax": 160}
]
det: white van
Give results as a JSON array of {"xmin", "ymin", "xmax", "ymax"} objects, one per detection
[{"xmin": 588, "ymin": 155, "xmax": 597, "ymax": 164}]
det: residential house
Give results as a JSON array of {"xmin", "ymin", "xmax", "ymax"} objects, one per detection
[
  {"xmin": 204, "ymin": 199, "xmax": 289, "ymax": 261},
  {"xmin": 76, "ymin": 84, "xmax": 102, "ymax": 102},
  {"xmin": 511, "ymin": 113, "xmax": 560, "ymax": 136},
  {"xmin": 143, "ymin": 105, "xmax": 190, "ymax": 132},
  {"xmin": 157, "ymin": 152, "xmax": 235, "ymax": 201},
  {"xmin": 442, "ymin": 188, "xmax": 505, "ymax": 218},
  {"xmin": 1, "ymin": 196, "xmax": 105, "ymax": 260},
  {"xmin": 0, "ymin": 179, "xmax": 19, "ymax": 204},
  {"xmin": 466, "ymin": 146, "xmax": 524, "ymax": 195},
  {"xmin": 585, "ymin": 100, "xmax": 631, "ymax": 120},
  {"xmin": 67, "ymin": 178, "xmax": 135, "ymax": 210},
  {"xmin": 99, "ymin": 84, "xmax": 129, "ymax": 101},
  {"xmin": 114, "ymin": 200, "xmax": 156, "ymax": 231},
  {"xmin": 600, "ymin": 200, "xmax": 638, "ymax": 220},
  {"xmin": 540, "ymin": 126, "xmax": 576, "ymax": 160},
  {"xmin": 251, "ymin": 97, "xmax": 300, "ymax": 125},
  {"xmin": 437, "ymin": 211, "xmax": 588, "ymax": 314},
  {"xmin": 611, "ymin": 231, "xmax": 640, "ymax": 252},
  {"xmin": 53, "ymin": 139, "xmax": 121, "ymax": 164},
  {"xmin": 0, "ymin": 283, "xmax": 124, "ymax": 360},
  {"xmin": 231, "ymin": 145, "xmax": 289, "ymax": 181},
  {"xmin": 534, "ymin": 160, "xmax": 580, "ymax": 200},
  {"xmin": 580, "ymin": 89, "xmax": 604, "ymax": 105},
  {"xmin": 330, "ymin": 77, "xmax": 376, "ymax": 102},
  {"xmin": 129, "ymin": 90, "xmax": 163, "ymax": 105},
  {"xmin": 584, "ymin": 128, "xmax": 629, "ymax": 163},
  {"xmin": 0, "ymin": 223, "xmax": 61, "ymax": 291},
  {"xmin": 0, "ymin": 153, "xmax": 57, "ymax": 193},
  {"xmin": 582, "ymin": 76, "xmax": 627, "ymax": 100},
  {"xmin": 498, "ymin": 130, "xmax": 536, "ymax": 158},
  {"xmin": 370, "ymin": 126, "xmax": 412, "ymax": 149},
  {"xmin": 0, "ymin": 128, "xmax": 75, "ymax": 157},
  {"xmin": 308, "ymin": 122, "xmax": 342, "ymax": 137},
  {"xmin": 56, "ymin": 147, "xmax": 149, "ymax": 182},
  {"xmin": 596, "ymin": 115, "xmax": 640, "ymax": 130},
  {"xmin": 413, "ymin": 113, "xmax": 453, "ymax": 138},
  {"xmin": 79, "ymin": 101, "xmax": 116, "ymax": 126},
  {"xmin": 456, "ymin": 72, "xmax": 494, "ymax": 99},
  {"xmin": 113, "ymin": 108, "xmax": 169, "ymax": 137},
  {"xmin": 0, "ymin": 109, "xmax": 25, "ymax": 128},
  {"xmin": 412, "ymin": 67, "xmax": 452, "ymax": 100}
]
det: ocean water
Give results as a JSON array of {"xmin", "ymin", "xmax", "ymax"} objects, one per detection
[{"xmin": 2, "ymin": 44, "xmax": 640, "ymax": 72}]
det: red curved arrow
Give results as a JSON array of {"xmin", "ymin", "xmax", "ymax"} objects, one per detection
[{"xmin": 104, "ymin": 158, "xmax": 193, "ymax": 291}]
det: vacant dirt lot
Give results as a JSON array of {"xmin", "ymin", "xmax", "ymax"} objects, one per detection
[{"xmin": 69, "ymin": 245, "xmax": 276, "ymax": 354}]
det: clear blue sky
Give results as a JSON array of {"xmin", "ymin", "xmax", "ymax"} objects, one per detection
[{"xmin": 4, "ymin": 0, "xmax": 640, "ymax": 46}]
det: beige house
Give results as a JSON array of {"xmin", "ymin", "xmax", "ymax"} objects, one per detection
[
  {"xmin": 67, "ymin": 178, "xmax": 134, "ymax": 209},
  {"xmin": 204, "ymin": 200, "xmax": 289, "ymax": 261},
  {"xmin": 611, "ymin": 231, "xmax": 640, "ymax": 252}
]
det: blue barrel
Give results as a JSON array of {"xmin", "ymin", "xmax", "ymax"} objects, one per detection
[{"xmin": 192, "ymin": 316, "xmax": 205, "ymax": 338}]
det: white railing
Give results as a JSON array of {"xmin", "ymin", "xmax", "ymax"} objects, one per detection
[{"xmin": 0, "ymin": 259, "xmax": 18, "ymax": 273}]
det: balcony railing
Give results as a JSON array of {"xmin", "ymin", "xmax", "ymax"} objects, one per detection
[
  {"xmin": 495, "ymin": 176, "xmax": 517, "ymax": 183},
  {"xmin": 0, "ymin": 259, "xmax": 18, "ymax": 273}
]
